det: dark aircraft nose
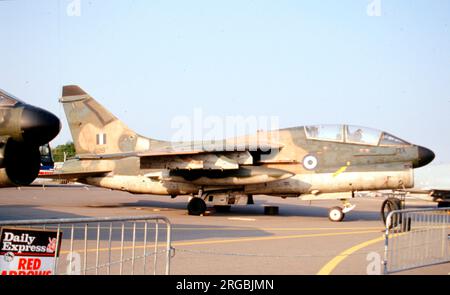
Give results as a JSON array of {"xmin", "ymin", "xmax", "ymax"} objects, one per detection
[
  {"xmin": 413, "ymin": 146, "xmax": 435, "ymax": 168},
  {"xmin": 20, "ymin": 105, "xmax": 61, "ymax": 145}
]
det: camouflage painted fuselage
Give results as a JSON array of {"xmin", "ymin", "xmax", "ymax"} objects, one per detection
[{"xmin": 55, "ymin": 86, "xmax": 435, "ymax": 202}]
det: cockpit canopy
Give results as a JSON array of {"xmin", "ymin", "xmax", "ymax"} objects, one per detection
[
  {"xmin": 0, "ymin": 89, "xmax": 23, "ymax": 106},
  {"xmin": 304, "ymin": 125, "xmax": 410, "ymax": 146}
]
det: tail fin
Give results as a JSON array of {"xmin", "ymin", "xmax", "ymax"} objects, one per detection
[{"xmin": 61, "ymin": 85, "xmax": 156, "ymax": 155}]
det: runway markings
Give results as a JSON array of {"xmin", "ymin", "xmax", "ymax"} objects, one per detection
[
  {"xmin": 56, "ymin": 225, "xmax": 381, "ymax": 231},
  {"xmin": 60, "ymin": 229, "xmax": 381, "ymax": 255},
  {"xmin": 172, "ymin": 226, "xmax": 381, "ymax": 231},
  {"xmin": 227, "ymin": 217, "xmax": 256, "ymax": 221},
  {"xmin": 316, "ymin": 235, "xmax": 385, "ymax": 275}
]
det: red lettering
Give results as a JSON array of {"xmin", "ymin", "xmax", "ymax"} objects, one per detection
[
  {"xmin": 26, "ymin": 259, "xmax": 33, "ymax": 270},
  {"xmin": 32, "ymin": 258, "xmax": 41, "ymax": 270},
  {"xmin": 18, "ymin": 258, "xmax": 41, "ymax": 270},
  {"xmin": 18, "ymin": 258, "xmax": 27, "ymax": 270},
  {"xmin": 0, "ymin": 269, "xmax": 52, "ymax": 275}
]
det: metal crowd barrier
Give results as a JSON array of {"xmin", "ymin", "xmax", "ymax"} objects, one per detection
[
  {"xmin": 0, "ymin": 215, "xmax": 173, "ymax": 275},
  {"xmin": 383, "ymin": 208, "xmax": 450, "ymax": 274}
]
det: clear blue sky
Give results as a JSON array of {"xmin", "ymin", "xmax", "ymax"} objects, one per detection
[{"xmin": 1, "ymin": 0, "xmax": 449, "ymax": 163}]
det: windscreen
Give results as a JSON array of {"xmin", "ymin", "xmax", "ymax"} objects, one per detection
[
  {"xmin": 304, "ymin": 125, "xmax": 343, "ymax": 142},
  {"xmin": 345, "ymin": 125, "xmax": 381, "ymax": 145},
  {"xmin": 379, "ymin": 132, "xmax": 409, "ymax": 146},
  {"xmin": 0, "ymin": 89, "xmax": 23, "ymax": 106}
]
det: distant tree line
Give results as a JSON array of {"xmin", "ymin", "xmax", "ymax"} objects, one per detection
[{"xmin": 51, "ymin": 142, "xmax": 76, "ymax": 162}]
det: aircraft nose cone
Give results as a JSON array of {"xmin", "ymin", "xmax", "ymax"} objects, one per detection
[
  {"xmin": 413, "ymin": 146, "xmax": 435, "ymax": 168},
  {"xmin": 21, "ymin": 105, "xmax": 61, "ymax": 145}
]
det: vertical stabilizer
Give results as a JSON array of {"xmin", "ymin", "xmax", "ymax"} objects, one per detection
[{"xmin": 61, "ymin": 85, "xmax": 156, "ymax": 155}]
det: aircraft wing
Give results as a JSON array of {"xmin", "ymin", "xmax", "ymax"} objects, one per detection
[
  {"xmin": 77, "ymin": 149, "xmax": 209, "ymax": 160},
  {"xmin": 76, "ymin": 141, "xmax": 284, "ymax": 171},
  {"xmin": 77, "ymin": 141, "xmax": 283, "ymax": 159},
  {"xmin": 37, "ymin": 158, "xmax": 114, "ymax": 181}
]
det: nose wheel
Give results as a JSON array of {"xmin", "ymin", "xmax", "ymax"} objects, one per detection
[
  {"xmin": 328, "ymin": 201, "xmax": 356, "ymax": 222},
  {"xmin": 328, "ymin": 207, "xmax": 345, "ymax": 222}
]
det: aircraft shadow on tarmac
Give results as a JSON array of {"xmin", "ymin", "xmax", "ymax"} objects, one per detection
[
  {"xmin": 0, "ymin": 223, "xmax": 274, "ymax": 243},
  {"xmin": 115, "ymin": 198, "xmax": 386, "ymax": 222},
  {"xmin": 0, "ymin": 204, "xmax": 87, "ymax": 223},
  {"xmin": 29, "ymin": 184, "xmax": 390, "ymax": 222},
  {"xmin": 30, "ymin": 184, "xmax": 434, "ymax": 223},
  {"xmin": 0, "ymin": 204, "xmax": 274, "ymax": 242},
  {"xmin": 115, "ymin": 196, "xmax": 436, "ymax": 223}
]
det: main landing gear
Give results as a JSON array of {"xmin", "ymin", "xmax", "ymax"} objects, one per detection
[
  {"xmin": 380, "ymin": 197, "xmax": 403, "ymax": 225},
  {"xmin": 187, "ymin": 197, "xmax": 207, "ymax": 216},
  {"xmin": 328, "ymin": 200, "xmax": 356, "ymax": 222},
  {"xmin": 187, "ymin": 191, "xmax": 252, "ymax": 215}
]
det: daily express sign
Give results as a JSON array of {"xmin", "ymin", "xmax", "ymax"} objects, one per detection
[{"xmin": 0, "ymin": 227, "xmax": 62, "ymax": 275}]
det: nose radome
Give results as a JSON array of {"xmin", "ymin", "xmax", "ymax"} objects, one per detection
[
  {"xmin": 413, "ymin": 146, "xmax": 435, "ymax": 168},
  {"xmin": 20, "ymin": 105, "xmax": 61, "ymax": 145}
]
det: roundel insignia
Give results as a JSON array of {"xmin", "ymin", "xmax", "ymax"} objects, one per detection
[{"xmin": 303, "ymin": 154, "xmax": 318, "ymax": 170}]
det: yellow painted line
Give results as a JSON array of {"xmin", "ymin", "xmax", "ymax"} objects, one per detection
[
  {"xmin": 173, "ymin": 227, "xmax": 383, "ymax": 232},
  {"xmin": 316, "ymin": 235, "xmax": 385, "ymax": 275},
  {"xmin": 317, "ymin": 230, "xmax": 414, "ymax": 275},
  {"xmin": 174, "ymin": 230, "xmax": 379, "ymax": 247},
  {"xmin": 173, "ymin": 227, "xmax": 381, "ymax": 232},
  {"xmin": 184, "ymin": 227, "xmax": 380, "ymax": 232},
  {"xmin": 60, "ymin": 229, "xmax": 380, "ymax": 255}
]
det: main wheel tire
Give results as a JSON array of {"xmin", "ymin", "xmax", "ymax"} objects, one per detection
[
  {"xmin": 328, "ymin": 207, "xmax": 345, "ymax": 222},
  {"xmin": 437, "ymin": 202, "xmax": 450, "ymax": 208},
  {"xmin": 381, "ymin": 198, "xmax": 401, "ymax": 226},
  {"xmin": 187, "ymin": 198, "xmax": 207, "ymax": 216}
]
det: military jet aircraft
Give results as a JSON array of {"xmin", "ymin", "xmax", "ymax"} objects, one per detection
[
  {"xmin": 0, "ymin": 88, "xmax": 61, "ymax": 187},
  {"xmin": 51, "ymin": 85, "xmax": 435, "ymax": 221}
]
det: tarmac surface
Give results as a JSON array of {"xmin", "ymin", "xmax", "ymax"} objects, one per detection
[{"xmin": 0, "ymin": 184, "xmax": 448, "ymax": 275}]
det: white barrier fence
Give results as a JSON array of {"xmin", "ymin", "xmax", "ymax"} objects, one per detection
[
  {"xmin": 0, "ymin": 215, "xmax": 173, "ymax": 275},
  {"xmin": 383, "ymin": 208, "xmax": 450, "ymax": 274}
]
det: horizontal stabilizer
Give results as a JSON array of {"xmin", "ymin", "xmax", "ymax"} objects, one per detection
[
  {"xmin": 399, "ymin": 189, "xmax": 450, "ymax": 200},
  {"xmin": 38, "ymin": 170, "xmax": 111, "ymax": 180}
]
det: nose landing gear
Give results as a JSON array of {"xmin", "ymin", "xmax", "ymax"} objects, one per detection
[{"xmin": 328, "ymin": 200, "xmax": 356, "ymax": 222}]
